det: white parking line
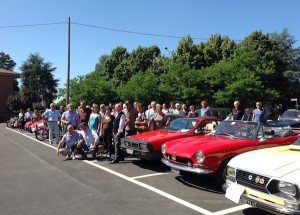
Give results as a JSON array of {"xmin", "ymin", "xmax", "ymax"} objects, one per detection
[
  {"xmin": 131, "ymin": 172, "xmax": 170, "ymax": 179},
  {"xmin": 7, "ymin": 127, "xmax": 249, "ymax": 215},
  {"xmin": 212, "ymin": 205, "xmax": 251, "ymax": 215}
]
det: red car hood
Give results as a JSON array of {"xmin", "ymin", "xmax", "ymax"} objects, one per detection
[
  {"xmin": 127, "ymin": 130, "xmax": 192, "ymax": 144},
  {"xmin": 165, "ymin": 135, "xmax": 251, "ymax": 157}
]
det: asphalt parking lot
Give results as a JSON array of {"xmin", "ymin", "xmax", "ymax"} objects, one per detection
[{"xmin": 0, "ymin": 123, "xmax": 274, "ymax": 215}]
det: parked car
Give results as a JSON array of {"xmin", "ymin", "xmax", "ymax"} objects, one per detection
[
  {"xmin": 120, "ymin": 117, "xmax": 222, "ymax": 160},
  {"xmin": 223, "ymin": 137, "xmax": 300, "ymax": 215},
  {"xmin": 161, "ymin": 120, "xmax": 299, "ymax": 186},
  {"xmin": 278, "ymin": 109, "xmax": 300, "ymax": 122}
]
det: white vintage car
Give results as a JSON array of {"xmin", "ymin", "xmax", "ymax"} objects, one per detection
[{"xmin": 223, "ymin": 137, "xmax": 300, "ymax": 215}]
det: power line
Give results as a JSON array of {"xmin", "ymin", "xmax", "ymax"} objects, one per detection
[
  {"xmin": 0, "ymin": 21, "xmax": 299, "ymax": 43},
  {"xmin": 0, "ymin": 22, "xmax": 67, "ymax": 28},
  {"xmin": 71, "ymin": 22, "xmax": 208, "ymax": 41}
]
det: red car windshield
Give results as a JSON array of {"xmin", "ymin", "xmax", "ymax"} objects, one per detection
[
  {"xmin": 214, "ymin": 121, "xmax": 259, "ymax": 139},
  {"xmin": 162, "ymin": 118, "xmax": 200, "ymax": 132}
]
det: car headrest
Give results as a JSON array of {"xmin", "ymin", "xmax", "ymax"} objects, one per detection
[{"xmin": 265, "ymin": 130, "xmax": 275, "ymax": 135}]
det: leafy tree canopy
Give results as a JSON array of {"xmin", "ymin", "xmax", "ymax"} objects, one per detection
[{"xmin": 19, "ymin": 52, "xmax": 59, "ymax": 107}]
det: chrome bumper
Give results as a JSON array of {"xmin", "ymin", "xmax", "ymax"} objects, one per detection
[
  {"xmin": 161, "ymin": 158, "xmax": 213, "ymax": 174},
  {"xmin": 223, "ymin": 183, "xmax": 300, "ymax": 215},
  {"xmin": 239, "ymin": 194, "xmax": 300, "ymax": 215}
]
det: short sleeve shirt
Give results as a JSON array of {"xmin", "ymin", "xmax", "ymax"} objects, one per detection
[
  {"xmin": 62, "ymin": 111, "xmax": 79, "ymax": 127},
  {"xmin": 232, "ymin": 108, "xmax": 244, "ymax": 120},
  {"xmin": 253, "ymin": 108, "xmax": 265, "ymax": 123},
  {"xmin": 62, "ymin": 131, "xmax": 79, "ymax": 148},
  {"xmin": 201, "ymin": 107, "xmax": 212, "ymax": 117},
  {"xmin": 44, "ymin": 109, "xmax": 61, "ymax": 121}
]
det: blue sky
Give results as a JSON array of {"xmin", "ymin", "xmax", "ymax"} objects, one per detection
[{"xmin": 1, "ymin": 0, "xmax": 300, "ymax": 89}]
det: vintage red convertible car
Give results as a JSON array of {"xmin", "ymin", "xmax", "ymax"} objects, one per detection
[
  {"xmin": 120, "ymin": 117, "xmax": 222, "ymax": 160},
  {"xmin": 161, "ymin": 120, "xmax": 300, "ymax": 186}
]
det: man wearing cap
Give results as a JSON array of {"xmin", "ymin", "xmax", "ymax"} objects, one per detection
[
  {"xmin": 110, "ymin": 103, "xmax": 126, "ymax": 164},
  {"xmin": 123, "ymin": 101, "xmax": 138, "ymax": 137}
]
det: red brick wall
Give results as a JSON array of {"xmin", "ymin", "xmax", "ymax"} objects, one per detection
[{"xmin": 0, "ymin": 75, "xmax": 14, "ymax": 121}]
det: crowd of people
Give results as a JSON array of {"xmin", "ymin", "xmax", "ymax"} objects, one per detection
[{"xmin": 16, "ymin": 99, "xmax": 267, "ymax": 163}]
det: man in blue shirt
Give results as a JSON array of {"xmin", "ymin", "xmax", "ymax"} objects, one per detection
[
  {"xmin": 57, "ymin": 125, "xmax": 79, "ymax": 160},
  {"xmin": 61, "ymin": 103, "xmax": 80, "ymax": 134}
]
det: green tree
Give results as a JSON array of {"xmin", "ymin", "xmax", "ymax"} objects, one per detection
[
  {"xmin": 0, "ymin": 51, "xmax": 19, "ymax": 91},
  {"xmin": 0, "ymin": 52, "xmax": 16, "ymax": 70},
  {"xmin": 101, "ymin": 47, "xmax": 130, "ymax": 87},
  {"xmin": 20, "ymin": 53, "xmax": 59, "ymax": 107},
  {"xmin": 270, "ymin": 29, "xmax": 300, "ymax": 108},
  {"xmin": 117, "ymin": 70, "xmax": 159, "ymax": 106},
  {"xmin": 159, "ymin": 63, "xmax": 205, "ymax": 105},
  {"xmin": 203, "ymin": 34, "xmax": 237, "ymax": 67},
  {"xmin": 174, "ymin": 35, "xmax": 198, "ymax": 69},
  {"xmin": 204, "ymin": 45, "xmax": 279, "ymax": 106}
]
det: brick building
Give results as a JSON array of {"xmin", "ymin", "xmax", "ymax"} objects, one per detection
[{"xmin": 0, "ymin": 68, "xmax": 20, "ymax": 121}]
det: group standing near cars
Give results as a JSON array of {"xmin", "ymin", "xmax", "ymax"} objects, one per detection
[
  {"xmin": 10, "ymin": 99, "xmax": 299, "ymax": 163},
  {"xmin": 7, "ymin": 97, "xmax": 300, "ymax": 215}
]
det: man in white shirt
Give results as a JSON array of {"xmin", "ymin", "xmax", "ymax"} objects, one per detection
[
  {"xmin": 110, "ymin": 103, "xmax": 126, "ymax": 164},
  {"xmin": 42, "ymin": 103, "xmax": 61, "ymax": 145},
  {"xmin": 24, "ymin": 108, "xmax": 33, "ymax": 122},
  {"xmin": 146, "ymin": 101, "xmax": 157, "ymax": 126},
  {"xmin": 75, "ymin": 122, "xmax": 100, "ymax": 159}
]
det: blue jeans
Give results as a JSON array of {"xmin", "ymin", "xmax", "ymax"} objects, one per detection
[{"xmin": 48, "ymin": 121, "xmax": 59, "ymax": 144}]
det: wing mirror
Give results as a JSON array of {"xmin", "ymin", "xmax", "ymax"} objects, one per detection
[{"xmin": 259, "ymin": 137, "xmax": 266, "ymax": 143}]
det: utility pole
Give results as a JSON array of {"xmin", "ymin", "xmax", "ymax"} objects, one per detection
[
  {"xmin": 164, "ymin": 47, "xmax": 171, "ymax": 72},
  {"xmin": 66, "ymin": 17, "xmax": 71, "ymax": 105}
]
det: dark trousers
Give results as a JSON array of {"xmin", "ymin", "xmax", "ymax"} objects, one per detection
[
  {"xmin": 113, "ymin": 133, "xmax": 124, "ymax": 160},
  {"xmin": 103, "ymin": 129, "xmax": 113, "ymax": 154},
  {"xmin": 72, "ymin": 143, "xmax": 98, "ymax": 158}
]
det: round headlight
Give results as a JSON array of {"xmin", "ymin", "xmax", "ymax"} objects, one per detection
[
  {"xmin": 161, "ymin": 143, "xmax": 166, "ymax": 154},
  {"xmin": 196, "ymin": 151, "xmax": 205, "ymax": 163},
  {"xmin": 278, "ymin": 181, "xmax": 297, "ymax": 196}
]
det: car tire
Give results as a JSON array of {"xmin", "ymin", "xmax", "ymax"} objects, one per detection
[{"xmin": 214, "ymin": 158, "xmax": 231, "ymax": 186}]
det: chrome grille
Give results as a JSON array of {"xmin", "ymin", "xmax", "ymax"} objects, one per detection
[
  {"xmin": 132, "ymin": 142, "xmax": 139, "ymax": 149},
  {"xmin": 166, "ymin": 154, "xmax": 192, "ymax": 165},
  {"xmin": 236, "ymin": 169, "xmax": 270, "ymax": 193}
]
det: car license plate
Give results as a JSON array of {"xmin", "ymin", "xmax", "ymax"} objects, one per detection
[
  {"xmin": 225, "ymin": 184, "xmax": 245, "ymax": 204},
  {"xmin": 171, "ymin": 155, "xmax": 176, "ymax": 160},
  {"xmin": 126, "ymin": 149, "xmax": 133, "ymax": 154},
  {"xmin": 240, "ymin": 197, "xmax": 257, "ymax": 207}
]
